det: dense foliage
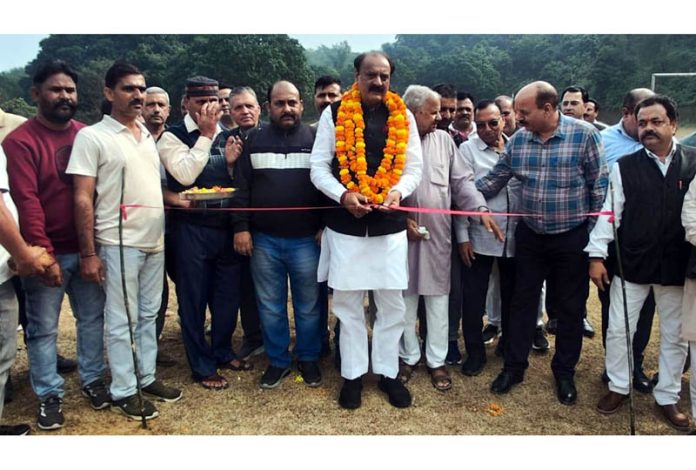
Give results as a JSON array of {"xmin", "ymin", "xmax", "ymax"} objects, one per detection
[{"xmin": 2, "ymin": 34, "xmax": 696, "ymax": 123}]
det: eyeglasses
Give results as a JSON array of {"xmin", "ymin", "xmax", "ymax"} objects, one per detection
[{"xmin": 475, "ymin": 119, "xmax": 500, "ymax": 129}]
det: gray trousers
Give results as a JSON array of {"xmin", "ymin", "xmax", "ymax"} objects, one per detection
[{"xmin": 0, "ymin": 280, "xmax": 19, "ymax": 423}]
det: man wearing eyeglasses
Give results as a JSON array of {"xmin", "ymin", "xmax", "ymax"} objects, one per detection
[
  {"xmin": 456, "ymin": 100, "xmax": 521, "ymax": 377},
  {"xmin": 476, "ymin": 81, "xmax": 608, "ymax": 406}
]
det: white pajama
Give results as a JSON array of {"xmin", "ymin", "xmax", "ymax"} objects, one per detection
[
  {"xmin": 400, "ymin": 294, "xmax": 449, "ymax": 368},
  {"xmin": 606, "ymin": 278, "xmax": 688, "ymax": 405},
  {"xmin": 332, "ymin": 289, "xmax": 405, "ymax": 380}
]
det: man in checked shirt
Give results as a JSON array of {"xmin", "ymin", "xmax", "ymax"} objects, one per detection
[{"xmin": 476, "ymin": 81, "xmax": 608, "ymax": 405}]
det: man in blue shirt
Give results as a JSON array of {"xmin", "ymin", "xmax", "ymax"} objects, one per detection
[{"xmin": 598, "ymin": 88, "xmax": 657, "ymax": 393}]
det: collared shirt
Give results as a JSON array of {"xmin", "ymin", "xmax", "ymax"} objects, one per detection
[
  {"xmin": 66, "ymin": 115, "xmax": 164, "ymax": 250},
  {"xmin": 600, "ymin": 120, "xmax": 642, "ymax": 168},
  {"xmin": 456, "ymin": 133, "xmax": 520, "ymax": 257},
  {"xmin": 645, "ymin": 138, "xmax": 677, "ymax": 176},
  {"xmin": 586, "ymin": 139, "xmax": 677, "ymax": 259},
  {"xmin": 157, "ymin": 113, "xmax": 221, "ymax": 186},
  {"xmin": 448, "ymin": 121, "xmax": 477, "ymax": 144},
  {"xmin": 476, "ymin": 113, "xmax": 608, "ymax": 235}
]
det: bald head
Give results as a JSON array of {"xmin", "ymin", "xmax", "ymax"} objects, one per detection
[
  {"xmin": 623, "ymin": 88, "xmax": 655, "ymax": 113},
  {"xmin": 517, "ymin": 81, "xmax": 558, "ymax": 110},
  {"xmin": 621, "ymin": 88, "xmax": 656, "ymax": 140},
  {"xmin": 266, "ymin": 80, "xmax": 303, "ymax": 129},
  {"xmin": 514, "ymin": 81, "xmax": 559, "ymax": 135}
]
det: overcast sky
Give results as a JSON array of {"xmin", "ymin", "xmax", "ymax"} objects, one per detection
[{"xmin": 0, "ymin": 34, "xmax": 395, "ymax": 73}]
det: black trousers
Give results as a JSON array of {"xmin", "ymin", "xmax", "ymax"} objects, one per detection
[
  {"xmin": 461, "ymin": 255, "xmax": 516, "ymax": 361},
  {"xmin": 505, "ymin": 222, "xmax": 589, "ymax": 380},
  {"xmin": 239, "ymin": 258, "xmax": 263, "ymax": 346}
]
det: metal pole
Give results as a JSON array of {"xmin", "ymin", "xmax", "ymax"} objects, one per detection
[
  {"xmin": 119, "ymin": 167, "xmax": 148, "ymax": 429},
  {"xmin": 609, "ymin": 180, "xmax": 636, "ymax": 435}
]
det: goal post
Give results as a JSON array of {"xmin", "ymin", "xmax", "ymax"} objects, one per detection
[{"xmin": 651, "ymin": 72, "xmax": 696, "ymax": 91}]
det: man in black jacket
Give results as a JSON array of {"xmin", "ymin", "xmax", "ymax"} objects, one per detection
[
  {"xmin": 587, "ymin": 95, "xmax": 694, "ymax": 431},
  {"xmin": 158, "ymin": 76, "xmax": 248, "ymax": 391},
  {"xmin": 233, "ymin": 80, "xmax": 324, "ymax": 390}
]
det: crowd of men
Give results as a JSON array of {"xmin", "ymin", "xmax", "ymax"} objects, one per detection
[{"xmin": 0, "ymin": 51, "xmax": 695, "ymax": 435}]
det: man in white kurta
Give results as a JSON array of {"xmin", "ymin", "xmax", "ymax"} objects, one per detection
[
  {"xmin": 397, "ymin": 86, "xmax": 494, "ymax": 391},
  {"xmin": 680, "ymin": 171, "xmax": 696, "ymax": 425},
  {"xmin": 310, "ymin": 53, "xmax": 422, "ymax": 409},
  {"xmin": 587, "ymin": 96, "xmax": 693, "ymax": 431}
]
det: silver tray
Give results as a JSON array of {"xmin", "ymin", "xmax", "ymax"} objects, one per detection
[{"xmin": 180, "ymin": 189, "xmax": 236, "ymax": 201}]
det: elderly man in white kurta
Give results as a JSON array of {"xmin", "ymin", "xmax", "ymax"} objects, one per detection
[
  {"xmin": 311, "ymin": 52, "xmax": 422, "ymax": 409},
  {"xmin": 397, "ymin": 86, "xmax": 498, "ymax": 391},
  {"xmin": 680, "ymin": 176, "xmax": 696, "ymax": 427}
]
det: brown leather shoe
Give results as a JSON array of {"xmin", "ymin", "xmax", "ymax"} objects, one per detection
[
  {"xmin": 596, "ymin": 391, "xmax": 628, "ymax": 414},
  {"xmin": 657, "ymin": 403, "xmax": 691, "ymax": 431}
]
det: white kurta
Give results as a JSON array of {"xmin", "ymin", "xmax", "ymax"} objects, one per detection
[{"xmin": 310, "ymin": 104, "xmax": 423, "ymax": 291}]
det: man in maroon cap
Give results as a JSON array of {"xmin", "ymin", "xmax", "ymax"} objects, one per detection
[{"xmin": 158, "ymin": 76, "xmax": 249, "ymax": 391}]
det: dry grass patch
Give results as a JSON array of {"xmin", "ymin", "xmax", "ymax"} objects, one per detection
[{"xmin": 2, "ymin": 281, "xmax": 691, "ymax": 435}]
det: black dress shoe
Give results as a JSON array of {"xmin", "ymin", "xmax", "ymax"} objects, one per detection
[
  {"xmin": 556, "ymin": 378, "xmax": 577, "ymax": 405},
  {"xmin": 338, "ymin": 377, "xmax": 363, "ymax": 409},
  {"xmin": 378, "ymin": 375, "xmax": 412, "ymax": 408},
  {"xmin": 633, "ymin": 368, "xmax": 653, "ymax": 393},
  {"xmin": 490, "ymin": 370, "xmax": 522, "ymax": 394},
  {"xmin": 461, "ymin": 356, "xmax": 486, "ymax": 377},
  {"xmin": 546, "ymin": 319, "xmax": 557, "ymax": 335}
]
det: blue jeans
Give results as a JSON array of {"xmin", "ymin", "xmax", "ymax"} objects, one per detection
[
  {"xmin": 22, "ymin": 253, "xmax": 106, "ymax": 400},
  {"xmin": 175, "ymin": 223, "xmax": 242, "ymax": 380},
  {"xmin": 250, "ymin": 232, "xmax": 321, "ymax": 368},
  {"xmin": 101, "ymin": 245, "xmax": 162, "ymax": 400},
  {"xmin": 0, "ymin": 280, "xmax": 18, "ymax": 421}
]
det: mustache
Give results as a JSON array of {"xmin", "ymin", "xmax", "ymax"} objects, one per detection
[
  {"xmin": 53, "ymin": 99, "xmax": 76, "ymax": 110},
  {"xmin": 369, "ymin": 85, "xmax": 385, "ymax": 93},
  {"xmin": 641, "ymin": 130, "xmax": 658, "ymax": 139},
  {"xmin": 281, "ymin": 113, "xmax": 297, "ymax": 119},
  {"xmin": 129, "ymin": 98, "xmax": 144, "ymax": 106}
]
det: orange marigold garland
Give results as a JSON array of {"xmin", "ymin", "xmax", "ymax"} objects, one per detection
[{"xmin": 335, "ymin": 83, "xmax": 408, "ymax": 204}]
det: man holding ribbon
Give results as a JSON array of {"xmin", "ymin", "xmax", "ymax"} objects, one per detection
[{"xmin": 310, "ymin": 52, "xmax": 422, "ymax": 409}]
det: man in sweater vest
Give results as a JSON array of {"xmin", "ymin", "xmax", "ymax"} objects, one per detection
[
  {"xmin": 158, "ymin": 77, "xmax": 249, "ymax": 391},
  {"xmin": 587, "ymin": 95, "xmax": 694, "ymax": 431},
  {"xmin": 310, "ymin": 52, "xmax": 423, "ymax": 409}
]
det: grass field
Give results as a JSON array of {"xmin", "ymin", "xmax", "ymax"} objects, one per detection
[{"xmin": 2, "ymin": 279, "xmax": 692, "ymax": 437}]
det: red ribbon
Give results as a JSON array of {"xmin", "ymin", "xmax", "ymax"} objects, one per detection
[{"xmin": 119, "ymin": 203, "xmax": 615, "ymax": 222}]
